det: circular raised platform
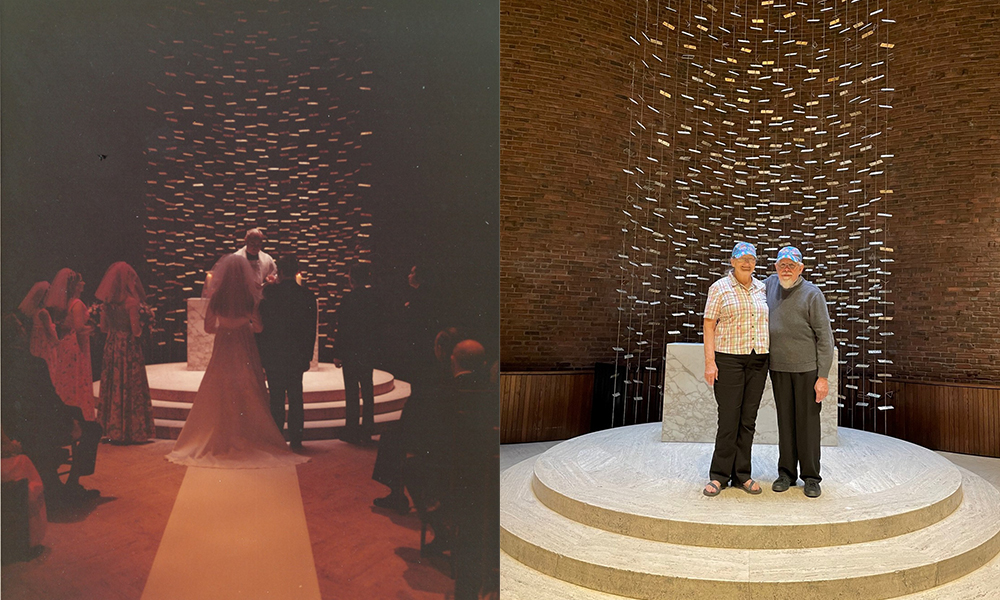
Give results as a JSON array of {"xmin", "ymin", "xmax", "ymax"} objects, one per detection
[
  {"xmin": 92, "ymin": 362, "xmax": 409, "ymax": 440},
  {"xmin": 501, "ymin": 423, "xmax": 1000, "ymax": 600},
  {"xmin": 532, "ymin": 425, "xmax": 963, "ymax": 549},
  {"xmin": 140, "ymin": 362, "xmax": 397, "ymax": 403}
]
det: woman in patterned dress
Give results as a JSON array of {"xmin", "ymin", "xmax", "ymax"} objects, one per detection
[
  {"xmin": 43, "ymin": 269, "xmax": 96, "ymax": 421},
  {"xmin": 95, "ymin": 262, "xmax": 154, "ymax": 443}
]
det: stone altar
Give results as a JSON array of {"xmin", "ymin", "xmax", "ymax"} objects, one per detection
[
  {"xmin": 661, "ymin": 342, "xmax": 838, "ymax": 445},
  {"xmin": 186, "ymin": 297, "xmax": 320, "ymax": 371}
]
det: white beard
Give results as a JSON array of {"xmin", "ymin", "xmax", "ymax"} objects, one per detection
[{"xmin": 779, "ymin": 276, "xmax": 799, "ymax": 289}]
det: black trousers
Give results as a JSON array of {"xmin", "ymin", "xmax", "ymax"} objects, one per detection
[
  {"xmin": 25, "ymin": 420, "xmax": 100, "ymax": 497},
  {"xmin": 343, "ymin": 361, "xmax": 375, "ymax": 435},
  {"xmin": 372, "ymin": 421, "xmax": 405, "ymax": 493},
  {"xmin": 709, "ymin": 351, "xmax": 769, "ymax": 486},
  {"xmin": 770, "ymin": 370, "xmax": 822, "ymax": 483},
  {"xmin": 265, "ymin": 368, "xmax": 305, "ymax": 445}
]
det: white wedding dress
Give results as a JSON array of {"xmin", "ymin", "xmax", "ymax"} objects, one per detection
[{"xmin": 166, "ymin": 313, "xmax": 308, "ymax": 469}]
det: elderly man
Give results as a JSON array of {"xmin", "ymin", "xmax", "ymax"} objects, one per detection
[
  {"xmin": 234, "ymin": 228, "xmax": 277, "ymax": 293},
  {"xmin": 765, "ymin": 246, "xmax": 835, "ymax": 498}
]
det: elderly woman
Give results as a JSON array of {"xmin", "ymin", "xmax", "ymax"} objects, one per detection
[{"xmin": 702, "ymin": 242, "xmax": 770, "ymax": 496}]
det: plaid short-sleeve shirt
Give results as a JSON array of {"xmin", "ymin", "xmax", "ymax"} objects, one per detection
[{"xmin": 703, "ymin": 272, "xmax": 769, "ymax": 355}]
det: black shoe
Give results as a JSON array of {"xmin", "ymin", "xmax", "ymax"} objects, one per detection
[
  {"xmin": 51, "ymin": 483, "xmax": 99, "ymax": 511},
  {"xmin": 804, "ymin": 480, "xmax": 822, "ymax": 498},
  {"xmin": 421, "ymin": 537, "xmax": 450, "ymax": 557},
  {"xmin": 771, "ymin": 476, "xmax": 793, "ymax": 493},
  {"xmin": 373, "ymin": 492, "xmax": 410, "ymax": 514},
  {"xmin": 290, "ymin": 440, "xmax": 303, "ymax": 450}
]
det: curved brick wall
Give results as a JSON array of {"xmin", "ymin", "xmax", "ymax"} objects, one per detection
[
  {"xmin": 886, "ymin": 0, "xmax": 1000, "ymax": 383},
  {"xmin": 500, "ymin": 0, "xmax": 633, "ymax": 370},
  {"xmin": 501, "ymin": 0, "xmax": 999, "ymax": 383}
]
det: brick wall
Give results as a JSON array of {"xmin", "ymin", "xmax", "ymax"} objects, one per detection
[
  {"xmin": 501, "ymin": 0, "xmax": 1000, "ymax": 382},
  {"xmin": 500, "ymin": 0, "xmax": 633, "ymax": 369},
  {"xmin": 886, "ymin": 0, "xmax": 1000, "ymax": 383}
]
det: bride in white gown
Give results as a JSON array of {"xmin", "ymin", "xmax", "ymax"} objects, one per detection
[{"xmin": 167, "ymin": 254, "xmax": 308, "ymax": 469}]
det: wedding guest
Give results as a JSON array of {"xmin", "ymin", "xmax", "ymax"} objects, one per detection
[
  {"xmin": 1, "ymin": 429, "xmax": 47, "ymax": 548},
  {"xmin": 702, "ymin": 242, "xmax": 769, "ymax": 497},
  {"xmin": 17, "ymin": 282, "xmax": 58, "ymax": 362},
  {"xmin": 95, "ymin": 262, "xmax": 154, "ymax": 444},
  {"xmin": 425, "ymin": 339, "xmax": 497, "ymax": 600},
  {"xmin": 44, "ymin": 269, "xmax": 96, "ymax": 421},
  {"xmin": 372, "ymin": 327, "xmax": 462, "ymax": 513},
  {"xmin": 398, "ymin": 264, "xmax": 439, "ymax": 382},
  {"xmin": 259, "ymin": 255, "xmax": 317, "ymax": 449},
  {"xmin": 333, "ymin": 263, "xmax": 382, "ymax": 444},
  {"xmin": 234, "ymin": 228, "xmax": 277, "ymax": 296},
  {"xmin": 2, "ymin": 314, "xmax": 102, "ymax": 512}
]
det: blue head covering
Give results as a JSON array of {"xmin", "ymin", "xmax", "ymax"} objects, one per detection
[{"xmin": 731, "ymin": 242, "xmax": 757, "ymax": 260}]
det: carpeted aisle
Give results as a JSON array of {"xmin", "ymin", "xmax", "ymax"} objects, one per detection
[{"xmin": 141, "ymin": 466, "xmax": 320, "ymax": 600}]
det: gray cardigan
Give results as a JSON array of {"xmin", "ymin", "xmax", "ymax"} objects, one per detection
[{"xmin": 764, "ymin": 274, "xmax": 835, "ymax": 376}]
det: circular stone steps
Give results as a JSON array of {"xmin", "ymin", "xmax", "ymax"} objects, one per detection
[
  {"xmin": 500, "ymin": 424, "xmax": 1000, "ymax": 600},
  {"xmin": 500, "ymin": 545, "xmax": 1000, "ymax": 600},
  {"xmin": 531, "ymin": 426, "xmax": 963, "ymax": 549}
]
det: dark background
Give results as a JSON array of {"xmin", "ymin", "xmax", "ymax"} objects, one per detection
[{"xmin": 2, "ymin": 0, "xmax": 499, "ymax": 356}]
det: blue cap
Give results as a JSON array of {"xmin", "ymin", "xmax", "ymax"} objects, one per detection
[
  {"xmin": 775, "ymin": 246, "xmax": 803, "ymax": 264},
  {"xmin": 731, "ymin": 242, "xmax": 757, "ymax": 260}
]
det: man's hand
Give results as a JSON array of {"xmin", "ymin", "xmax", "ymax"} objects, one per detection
[
  {"xmin": 705, "ymin": 361, "xmax": 719, "ymax": 386},
  {"xmin": 815, "ymin": 377, "xmax": 829, "ymax": 403}
]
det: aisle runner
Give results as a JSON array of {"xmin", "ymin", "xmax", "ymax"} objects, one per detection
[{"xmin": 141, "ymin": 466, "xmax": 321, "ymax": 600}]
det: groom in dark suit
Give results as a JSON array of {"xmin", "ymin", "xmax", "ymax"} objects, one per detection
[{"xmin": 258, "ymin": 254, "xmax": 317, "ymax": 449}]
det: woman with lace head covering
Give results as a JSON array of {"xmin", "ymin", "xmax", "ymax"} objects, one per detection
[
  {"xmin": 95, "ymin": 262, "xmax": 154, "ymax": 443},
  {"xmin": 17, "ymin": 282, "xmax": 59, "ymax": 361},
  {"xmin": 166, "ymin": 254, "xmax": 307, "ymax": 468},
  {"xmin": 42, "ymin": 268, "xmax": 96, "ymax": 421}
]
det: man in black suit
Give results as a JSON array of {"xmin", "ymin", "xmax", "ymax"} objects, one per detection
[
  {"xmin": 333, "ymin": 263, "xmax": 380, "ymax": 444},
  {"xmin": 258, "ymin": 255, "xmax": 317, "ymax": 449}
]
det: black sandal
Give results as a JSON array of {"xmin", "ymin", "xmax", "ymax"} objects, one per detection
[
  {"xmin": 741, "ymin": 478, "xmax": 763, "ymax": 495},
  {"xmin": 703, "ymin": 480, "xmax": 725, "ymax": 497}
]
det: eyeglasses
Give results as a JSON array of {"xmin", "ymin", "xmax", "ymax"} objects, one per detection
[
  {"xmin": 776, "ymin": 263, "xmax": 799, "ymax": 271},
  {"xmin": 733, "ymin": 256, "xmax": 756, "ymax": 265}
]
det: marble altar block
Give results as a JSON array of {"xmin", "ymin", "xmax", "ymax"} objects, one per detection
[
  {"xmin": 186, "ymin": 298, "xmax": 320, "ymax": 371},
  {"xmin": 661, "ymin": 342, "xmax": 838, "ymax": 446}
]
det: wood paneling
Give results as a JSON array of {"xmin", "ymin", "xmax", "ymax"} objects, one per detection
[
  {"xmin": 500, "ymin": 372, "xmax": 1000, "ymax": 458},
  {"xmin": 500, "ymin": 371, "xmax": 595, "ymax": 444},
  {"xmin": 877, "ymin": 380, "xmax": 1000, "ymax": 458}
]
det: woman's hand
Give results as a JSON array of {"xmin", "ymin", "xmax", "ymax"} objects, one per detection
[
  {"xmin": 705, "ymin": 360, "xmax": 719, "ymax": 386},
  {"xmin": 703, "ymin": 318, "xmax": 718, "ymax": 385}
]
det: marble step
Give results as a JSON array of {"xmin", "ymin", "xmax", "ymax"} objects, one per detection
[
  {"xmin": 501, "ymin": 458, "xmax": 1000, "ymax": 600},
  {"xmin": 93, "ymin": 362, "xmax": 398, "ymax": 404},
  {"xmin": 149, "ymin": 380, "xmax": 410, "ymax": 421},
  {"xmin": 531, "ymin": 425, "xmax": 964, "ymax": 549},
  {"xmin": 501, "ymin": 545, "xmax": 1000, "ymax": 600},
  {"xmin": 154, "ymin": 409, "xmax": 404, "ymax": 441}
]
